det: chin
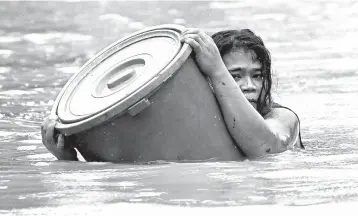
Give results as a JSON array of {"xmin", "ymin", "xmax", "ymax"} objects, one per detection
[{"xmin": 250, "ymin": 102, "xmax": 258, "ymax": 110}]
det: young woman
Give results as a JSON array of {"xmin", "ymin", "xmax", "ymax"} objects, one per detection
[
  {"xmin": 41, "ymin": 28, "xmax": 304, "ymax": 161},
  {"xmin": 180, "ymin": 28, "xmax": 304, "ymax": 158}
]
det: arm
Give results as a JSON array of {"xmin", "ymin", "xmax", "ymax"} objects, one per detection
[
  {"xmin": 209, "ymin": 68, "xmax": 299, "ymax": 157},
  {"xmin": 181, "ymin": 29, "xmax": 299, "ymax": 157},
  {"xmin": 41, "ymin": 116, "xmax": 78, "ymax": 161}
]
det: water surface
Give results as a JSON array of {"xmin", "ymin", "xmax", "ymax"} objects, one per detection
[{"xmin": 1, "ymin": 1, "xmax": 358, "ymax": 214}]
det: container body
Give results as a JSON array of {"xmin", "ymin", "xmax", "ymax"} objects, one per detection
[{"xmin": 68, "ymin": 57, "xmax": 245, "ymax": 162}]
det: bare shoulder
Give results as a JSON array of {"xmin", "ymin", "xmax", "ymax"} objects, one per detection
[
  {"xmin": 263, "ymin": 107, "xmax": 300, "ymax": 148},
  {"xmin": 264, "ymin": 107, "xmax": 299, "ymax": 125}
]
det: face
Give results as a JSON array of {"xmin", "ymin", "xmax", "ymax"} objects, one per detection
[{"xmin": 222, "ymin": 48, "xmax": 263, "ymax": 110}]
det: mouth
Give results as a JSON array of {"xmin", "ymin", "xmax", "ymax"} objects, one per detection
[{"xmin": 247, "ymin": 99, "xmax": 257, "ymax": 103}]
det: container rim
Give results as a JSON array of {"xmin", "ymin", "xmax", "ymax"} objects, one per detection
[{"xmin": 52, "ymin": 24, "xmax": 192, "ymax": 135}]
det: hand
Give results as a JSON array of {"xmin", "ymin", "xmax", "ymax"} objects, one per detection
[
  {"xmin": 40, "ymin": 115, "xmax": 78, "ymax": 161},
  {"xmin": 180, "ymin": 28, "xmax": 227, "ymax": 78}
]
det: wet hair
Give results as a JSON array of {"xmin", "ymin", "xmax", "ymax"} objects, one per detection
[{"xmin": 211, "ymin": 29, "xmax": 272, "ymax": 116}]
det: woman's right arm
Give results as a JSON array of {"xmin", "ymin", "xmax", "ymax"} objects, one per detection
[
  {"xmin": 41, "ymin": 116, "xmax": 78, "ymax": 161},
  {"xmin": 180, "ymin": 28, "xmax": 294, "ymax": 157}
]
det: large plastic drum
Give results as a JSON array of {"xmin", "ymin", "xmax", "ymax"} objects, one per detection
[{"xmin": 51, "ymin": 24, "xmax": 244, "ymax": 162}]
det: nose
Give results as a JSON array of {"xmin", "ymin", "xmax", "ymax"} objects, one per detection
[{"xmin": 240, "ymin": 77, "xmax": 256, "ymax": 91}]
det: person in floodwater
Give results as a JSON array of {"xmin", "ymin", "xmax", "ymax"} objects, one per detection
[
  {"xmin": 180, "ymin": 28, "xmax": 304, "ymax": 157},
  {"xmin": 41, "ymin": 28, "xmax": 304, "ymax": 161}
]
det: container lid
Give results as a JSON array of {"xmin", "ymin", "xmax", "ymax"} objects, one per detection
[{"xmin": 52, "ymin": 24, "xmax": 192, "ymax": 135}]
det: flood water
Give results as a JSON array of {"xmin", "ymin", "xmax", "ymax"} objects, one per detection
[{"xmin": 1, "ymin": 1, "xmax": 358, "ymax": 215}]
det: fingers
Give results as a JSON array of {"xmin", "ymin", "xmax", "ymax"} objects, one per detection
[
  {"xmin": 181, "ymin": 34, "xmax": 206, "ymax": 55},
  {"xmin": 45, "ymin": 119, "xmax": 58, "ymax": 149},
  {"xmin": 181, "ymin": 28, "xmax": 218, "ymax": 57},
  {"xmin": 41, "ymin": 117, "xmax": 51, "ymax": 146},
  {"xmin": 41, "ymin": 115, "xmax": 58, "ymax": 135},
  {"xmin": 182, "ymin": 28, "xmax": 212, "ymax": 45},
  {"xmin": 57, "ymin": 134, "xmax": 65, "ymax": 149},
  {"xmin": 41, "ymin": 122, "xmax": 46, "ymax": 145},
  {"xmin": 182, "ymin": 28, "xmax": 202, "ymax": 36},
  {"xmin": 41, "ymin": 117, "xmax": 49, "ymax": 133},
  {"xmin": 57, "ymin": 135, "xmax": 78, "ymax": 160},
  {"xmin": 181, "ymin": 33, "xmax": 206, "ymax": 46},
  {"xmin": 40, "ymin": 116, "xmax": 78, "ymax": 161},
  {"xmin": 181, "ymin": 36, "xmax": 202, "ymax": 53}
]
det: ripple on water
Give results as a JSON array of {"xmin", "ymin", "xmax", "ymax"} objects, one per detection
[
  {"xmin": 128, "ymin": 21, "xmax": 145, "ymax": 30},
  {"xmin": 31, "ymin": 162, "xmax": 51, "ymax": 167},
  {"xmin": 6, "ymin": 201, "xmax": 358, "ymax": 215},
  {"xmin": 0, "ymin": 0, "xmax": 358, "ymax": 211},
  {"xmin": 0, "ymin": 36, "xmax": 22, "ymax": 43},
  {"xmin": 0, "ymin": 89, "xmax": 39, "ymax": 96},
  {"xmin": 56, "ymin": 66, "xmax": 81, "ymax": 74},
  {"xmin": 173, "ymin": 18, "xmax": 186, "ymax": 25},
  {"xmin": 99, "ymin": 14, "xmax": 131, "ymax": 23},
  {"xmin": 254, "ymin": 168, "xmax": 358, "ymax": 180},
  {"xmin": 0, "ymin": 49, "xmax": 13, "ymax": 58},
  {"xmin": 209, "ymin": 1, "xmax": 254, "ymax": 9},
  {"xmin": 26, "ymin": 153, "xmax": 55, "ymax": 161},
  {"xmin": 23, "ymin": 32, "xmax": 93, "ymax": 45},
  {"xmin": 17, "ymin": 145, "xmax": 37, "ymax": 151}
]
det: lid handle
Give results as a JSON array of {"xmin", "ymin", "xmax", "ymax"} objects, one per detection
[{"xmin": 107, "ymin": 69, "xmax": 136, "ymax": 89}]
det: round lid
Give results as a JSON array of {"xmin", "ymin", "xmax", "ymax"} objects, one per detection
[{"xmin": 53, "ymin": 24, "xmax": 192, "ymax": 134}]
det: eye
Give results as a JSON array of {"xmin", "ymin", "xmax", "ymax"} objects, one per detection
[
  {"xmin": 253, "ymin": 74, "xmax": 263, "ymax": 79},
  {"xmin": 231, "ymin": 74, "xmax": 242, "ymax": 81}
]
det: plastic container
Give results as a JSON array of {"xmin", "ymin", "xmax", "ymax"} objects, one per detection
[{"xmin": 51, "ymin": 24, "xmax": 243, "ymax": 162}]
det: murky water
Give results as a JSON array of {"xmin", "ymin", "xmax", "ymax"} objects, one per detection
[{"xmin": 1, "ymin": 0, "xmax": 358, "ymax": 215}]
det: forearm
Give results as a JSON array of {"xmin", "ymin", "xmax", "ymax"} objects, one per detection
[
  {"xmin": 58, "ymin": 136, "xmax": 79, "ymax": 161},
  {"xmin": 209, "ymin": 71, "xmax": 281, "ymax": 157}
]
